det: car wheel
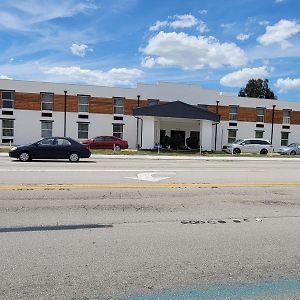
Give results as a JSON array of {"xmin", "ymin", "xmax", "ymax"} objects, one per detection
[
  {"xmin": 114, "ymin": 145, "xmax": 121, "ymax": 151},
  {"xmin": 260, "ymin": 149, "xmax": 268, "ymax": 155},
  {"xmin": 19, "ymin": 151, "xmax": 31, "ymax": 162},
  {"xmin": 290, "ymin": 150, "xmax": 296, "ymax": 155},
  {"xmin": 69, "ymin": 152, "xmax": 80, "ymax": 162},
  {"xmin": 233, "ymin": 148, "xmax": 241, "ymax": 154}
]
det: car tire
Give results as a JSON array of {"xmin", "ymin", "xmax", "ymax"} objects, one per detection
[
  {"xmin": 114, "ymin": 145, "xmax": 121, "ymax": 151},
  {"xmin": 69, "ymin": 152, "xmax": 80, "ymax": 162},
  {"xmin": 290, "ymin": 150, "xmax": 296, "ymax": 155},
  {"xmin": 19, "ymin": 151, "xmax": 31, "ymax": 162},
  {"xmin": 260, "ymin": 149, "xmax": 268, "ymax": 155},
  {"xmin": 233, "ymin": 148, "xmax": 241, "ymax": 154}
]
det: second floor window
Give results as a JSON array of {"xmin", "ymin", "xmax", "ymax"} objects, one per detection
[
  {"xmin": 229, "ymin": 106, "xmax": 238, "ymax": 121},
  {"xmin": 41, "ymin": 93, "xmax": 54, "ymax": 111},
  {"xmin": 256, "ymin": 107, "xmax": 265, "ymax": 123},
  {"xmin": 78, "ymin": 95, "xmax": 89, "ymax": 113},
  {"xmin": 283, "ymin": 110, "xmax": 291, "ymax": 124},
  {"xmin": 113, "ymin": 97, "xmax": 124, "ymax": 114},
  {"xmin": 1, "ymin": 90, "xmax": 14, "ymax": 109}
]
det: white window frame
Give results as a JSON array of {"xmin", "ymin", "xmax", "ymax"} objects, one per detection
[
  {"xmin": 256, "ymin": 107, "xmax": 265, "ymax": 123},
  {"xmin": 113, "ymin": 124, "xmax": 124, "ymax": 139},
  {"xmin": 113, "ymin": 97, "xmax": 124, "ymax": 115},
  {"xmin": 2, "ymin": 119, "xmax": 14, "ymax": 137},
  {"xmin": 283, "ymin": 110, "xmax": 291, "ymax": 124},
  {"xmin": 255, "ymin": 130, "xmax": 264, "ymax": 139},
  {"xmin": 78, "ymin": 94, "xmax": 90, "ymax": 113},
  {"xmin": 281, "ymin": 132, "xmax": 289, "ymax": 146},
  {"xmin": 41, "ymin": 121, "xmax": 53, "ymax": 138},
  {"xmin": 41, "ymin": 92, "xmax": 54, "ymax": 111},
  {"xmin": 228, "ymin": 129, "xmax": 237, "ymax": 144},
  {"xmin": 78, "ymin": 123, "xmax": 89, "ymax": 139},
  {"xmin": 1, "ymin": 90, "xmax": 14, "ymax": 109},
  {"xmin": 229, "ymin": 106, "xmax": 238, "ymax": 121}
]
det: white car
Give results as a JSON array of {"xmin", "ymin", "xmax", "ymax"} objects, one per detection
[{"xmin": 222, "ymin": 138, "xmax": 273, "ymax": 154}]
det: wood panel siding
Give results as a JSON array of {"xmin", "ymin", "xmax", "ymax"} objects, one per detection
[
  {"xmin": 53, "ymin": 95, "xmax": 77, "ymax": 112},
  {"xmin": 291, "ymin": 111, "xmax": 300, "ymax": 124},
  {"xmin": 124, "ymin": 99, "xmax": 148, "ymax": 115},
  {"xmin": 14, "ymin": 92, "xmax": 40, "ymax": 110},
  {"xmin": 265, "ymin": 109, "xmax": 283, "ymax": 124},
  {"xmin": 208, "ymin": 105, "xmax": 229, "ymax": 121},
  {"xmin": 90, "ymin": 97, "xmax": 113, "ymax": 114},
  {"xmin": 237, "ymin": 107, "xmax": 257, "ymax": 122}
]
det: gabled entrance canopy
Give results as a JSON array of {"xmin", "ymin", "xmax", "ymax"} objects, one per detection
[{"xmin": 133, "ymin": 101, "xmax": 220, "ymax": 123}]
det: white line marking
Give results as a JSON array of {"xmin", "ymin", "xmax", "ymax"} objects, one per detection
[
  {"xmin": 0, "ymin": 169, "xmax": 265, "ymax": 172},
  {"xmin": 126, "ymin": 172, "xmax": 176, "ymax": 182}
]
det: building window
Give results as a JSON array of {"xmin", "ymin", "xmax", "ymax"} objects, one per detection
[
  {"xmin": 281, "ymin": 132, "xmax": 289, "ymax": 146},
  {"xmin": 229, "ymin": 106, "xmax": 238, "ymax": 121},
  {"xmin": 256, "ymin": 107, "xmax": 265, "ymax": 123},
  {"xmin": 41, "ymin": 121, "xmax": 53, "ymax": 138},
  {"xmin": 78, "ymin": 95, "xmax": 89, "ymax": 113},
  {"xmin": 2, "ymin": 119, "xmax": 14, "ymax": 136},
  {"xmin": 113, "ymin": 124, "xmax": 123, "ymax": 139},
  {"xmin": 148, "ymin": 99, "xmax": 159, "ymax": 106},
  {"xmin": 113, "ymin": 97, "xmax": 124, "ymax": 114},
  {"xmin": 1, "ymin": 91, "xmax": 14, "ymax": 109},
  {"xmin": 255, "ymin": 130, "xmax": 264, "ymax": 139},
  {"xmin": 41, "ymin": 93, "xmax": 54, "ymax": 111},
  {"xmin": 283, "ymin": 110, "xmax": 291, "ymax": 124},
  {"xmin": 228, "ymin": 129, "xmax": 237, "ymax": 144},
  {"xmin": 78, "ymin": 123, "xmax": 89, "ymax": 139}
]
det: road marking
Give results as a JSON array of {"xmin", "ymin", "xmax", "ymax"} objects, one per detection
[
  {"xmin": 0, "ymin": 182, "xmax": 300, "ymax": 190},
  {"xmin": 126, "ymin": 172, "xmax": 176, "ymax": 182}
]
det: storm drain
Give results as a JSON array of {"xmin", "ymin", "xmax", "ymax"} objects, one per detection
[
  {"xmin": 0, "ymin": 223, "xmax": 113, "ymax": 233},
  {"xmin": 181, "ymin": 218, "xmax": 262, "ymax": 225}
]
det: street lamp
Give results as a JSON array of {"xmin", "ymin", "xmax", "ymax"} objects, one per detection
[
  {"xmin": 214, "ymin": 99, "xmax": 220, "ymax": 151},
  {"xmin": 64, "ymin": 90, "xmax": 67, "ymax": 137},
  {"xmin": 271, "ymin": 104, "xmax": 276, "ymax": 144}
]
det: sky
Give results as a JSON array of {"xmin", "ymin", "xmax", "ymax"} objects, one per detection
[{"xmin": 1, "ymin": 0, "xmax": 300, "ymax": 101}]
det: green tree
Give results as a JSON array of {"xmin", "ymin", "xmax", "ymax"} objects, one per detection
[{"xmin": 238, "ymin": 79, "xmax": 277, "ymax": 99}]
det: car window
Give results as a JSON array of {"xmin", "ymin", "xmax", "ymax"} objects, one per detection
[
  {"xmin": 104, "ymin": 137, "xmax": 116, "ymax": 141},
  {"xmin": 37, "ymin": 138, "xmax": 55, "ymax": 146},
  {"xmin": 55, "ymin": 138, "xmax": 71, "ymax": 146},
  {"xmin": 288, "ymin": 143, "xmax": 296, "ymax": 147},
  {"xmin": 242, "ymin": 140, "xmax": 251, "ymax": 145},
  {"xmin": 259, "ymin": 140, "xmax": 271, "ymax": 145},
  {"xmin": 94, "ymin": 137, "xmax": 104, "ymax": 141}
]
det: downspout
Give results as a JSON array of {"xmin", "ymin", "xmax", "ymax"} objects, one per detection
[
  {"xmin": 271, "ymin": 104, "xmax": 276, "ymax": 145},
  {"xmin": 214, "ymin": 100, "xmax": 220, "ymax": 151}
]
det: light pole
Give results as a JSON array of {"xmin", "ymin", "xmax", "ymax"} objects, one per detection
[
  {"xmin": 136, "ymin": 95, "xmax": 140, "ymax": 149},
  {"xmin": 271, "ymin": 104, "xmax": 276, "ymax": 144},
  {"xmin": 64, "ymin": 90, "xmax": 67, "ymax": 137},
  {"xmin": 214, "ymin": 100, "xmax": 220, "ymax": 151}
]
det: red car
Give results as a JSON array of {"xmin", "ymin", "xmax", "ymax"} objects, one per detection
[{"xmin": 80, "ymin": 136, "xmax": 128, "ymax": 150}]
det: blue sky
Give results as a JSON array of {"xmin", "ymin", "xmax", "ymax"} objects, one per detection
[{"xmin": 1, "ymin": 0, "xmax": 300, "ymax": 101}]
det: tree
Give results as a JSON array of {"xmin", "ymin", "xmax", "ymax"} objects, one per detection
[{"xmin": 238, "ymin": 79, "xmax": 277, "ymax": 99}]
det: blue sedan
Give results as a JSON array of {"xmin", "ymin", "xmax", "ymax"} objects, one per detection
[
  {"xmin": 9, "ymin": 137, "xmax": 91, "ymax": 162},
  {"xmin": 278, "ymin": 143, "xmax": 300, "ymax": 155}
]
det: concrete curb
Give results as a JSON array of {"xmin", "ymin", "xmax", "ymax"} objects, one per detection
[{"xmin": 1, "ymin": 152, "xmax": 300, "ymax": 161}]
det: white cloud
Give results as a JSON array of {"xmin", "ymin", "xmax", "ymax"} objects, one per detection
[
  {"xmin": 169, "ymin": 14, "xmax": 198, "ymax": 29},
  {"xmin": 149, "ymin": 20, "xmax": 168, "ymax": 32},
  {"xmin": 257, "ymin": 19, "xmax": 300, "ymax": 48},
  {"xmin": 199, "ymin": 10, "xmax": 207, "ymax": 15},
  {"xmin": 275, "ymin": 77, "xmax": 300, "ymax": 92},
  {"xmin": 275, "ymin": 0, "xmax": 285, "ymax": 3},
  {"xmin": 220, "ymin": 23, "xmax": 235, "ymax": 29},
  {"xmin": 141, "ymin": 56, "xmax": 156, "ymax": 68},
  {"xmin": 198, "ymin": 21, "xmax": 209, "ymax": 33},
  {"xmin": 220, "ymin": 66, "xmax": 270, "ymax": 87},
  {"xmin": 0, "ymin": 75, "xmax": 12, "ymax": 79},
  {"xmin": 44, "ymin": 66, "xmax": 143, "ymax": 86},
  {"xmin": 236, "ymin": 33, "xmax": 251, "ymax": 41},
  {"xmin": 259, "ymin": 20, "xmax": 269, "ymax": 26},
  {"xmin": 70, "ymin": 44, "xmax": 89, "ymax": 57},
  {"xmin": 141, "ymin": 31, "xmax": 247, "ymax": 70}
]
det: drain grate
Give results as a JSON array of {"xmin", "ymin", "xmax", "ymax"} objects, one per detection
[{"xmin": 181, "ymin": 218, "xmax": 263, "ymax": 225}]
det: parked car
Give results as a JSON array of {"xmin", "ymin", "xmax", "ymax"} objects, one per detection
[
  {"xmin": 80, "ymin": 136, "xmax": 128, "ymax": 150},
  {"xmin": 222, "ymin": 138, "xmax": 273, "ymax": 154},
  {"xmin": 278, "ymin": 143, "xmax": 300, "ymax": 155},
  {"xmin": 9, "ymin": 137, "xmax": 91, "ymax": 162}
]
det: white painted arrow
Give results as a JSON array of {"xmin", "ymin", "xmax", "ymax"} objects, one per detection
[{"xmin": 126, "ymin": 172, "xmax": 175, "ymax": 182}]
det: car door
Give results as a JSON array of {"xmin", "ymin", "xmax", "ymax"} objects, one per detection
[
  {"xmin": 297, "ymin": 144, "xmax": 300, "ymax": 154},
  {"xmin": 92, "ymin": 137, "xmax": 105, "ymax": 149},
  {"xmin": 240, "ymin": 140, "xmax": 252, "ymax": 153},
  {"xmin": 32, "ymin": 138, "xmax": 56, "ymax": 159},
  {"xmin": 53, "ymin": 138, "xmax": 72, "ymax": 158},
  {"xmin": 104, "ymin": 136, "xmax": 117, "ymax": 149}
]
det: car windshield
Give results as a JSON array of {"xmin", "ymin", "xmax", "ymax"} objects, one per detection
[
  {"xmin": 288, "ymin": 143, "xmax": 297, "ymax": 147},
  {"xmin": 233, "ymin": 139, "xmax": 243, "ymax": 144}
]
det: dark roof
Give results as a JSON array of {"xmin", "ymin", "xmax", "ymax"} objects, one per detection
[{"xmin": 133, "ymin": 101, "xmax": 220, "ymax": 122}]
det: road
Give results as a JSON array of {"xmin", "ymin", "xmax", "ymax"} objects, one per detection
[{"xmin": 0, "ymin": 156, "xmax": 300, "ymax": 299}]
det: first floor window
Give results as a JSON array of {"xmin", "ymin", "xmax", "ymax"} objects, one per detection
[
  {"xmin": 1, "ymin": 91, "xmax": 14, "ymax": 109},
  {"xmin": 228, "ymin": 129, "xmax": 237, "ymax": 144},
  {"xmin": 255, "ymin": 131, "xmax": 264, "ymax": 139},
  {"xmin": 113, "ymin": 124, "xmax": 123, "ymax": 139},
  {"xmin": 281, "ymin": 132, "xmax": 289, "ymax": 146},
  {"xmin": 41, "ymin": 121, "xmax": 53, "ymax": 138},
  {"xmin": 78, "ymin": 123, "xmax": 89, "ymax": 139},
  {"xmin": 2, "ymin": 119, "xmax": 14, "ymax": 136}
]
